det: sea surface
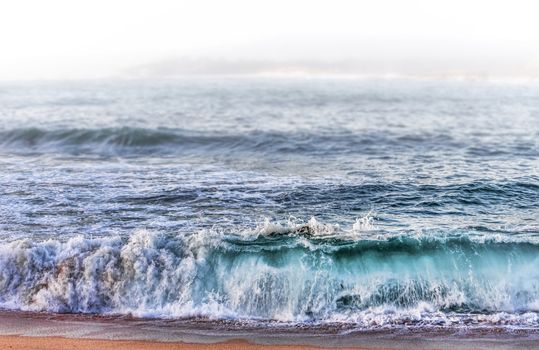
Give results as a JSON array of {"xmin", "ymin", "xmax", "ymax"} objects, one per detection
[{"xmin": 1, "ymin": 78, "xmax": 539, "ymax": 331}]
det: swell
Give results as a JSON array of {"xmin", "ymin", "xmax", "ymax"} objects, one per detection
[
  {"xmin": 0, "ymin": 126, "xmax": 472, "ymax": 156},
  {"xmin": 1, "ymin": 225, "xmax": 539, "ymax": 327},
  {"xmin": 0, "ymin": 127, "xmax": 238, "ymax": 155}
]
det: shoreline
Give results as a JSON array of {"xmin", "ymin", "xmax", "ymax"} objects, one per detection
[
  {"xmin": 0, "ymin": 336, "xmax": 381, "ymax": 350},
  {"xmin": 1, "ymin": 310, "xmax": 539, "ymax": 350}
]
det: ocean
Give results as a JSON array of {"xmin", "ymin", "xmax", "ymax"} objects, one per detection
[{"xmin": 1, "ymin": 78, "xmax": 539, "ymax": 332}]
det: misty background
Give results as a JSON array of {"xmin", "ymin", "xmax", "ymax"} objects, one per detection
[{"xmin": 1, "ymin": 0, "xmax": 539, "ymax": 80}]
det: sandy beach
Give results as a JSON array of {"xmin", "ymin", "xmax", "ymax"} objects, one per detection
[
  {"xmin": 0, "ymin": 336, "xmax": 386, "ymax": 350},
  {"xmin": 2, "ymin": 311, "xmax": 539, "ymax": 350},
  {"xmin": 0, "ymin": 311, "xmax": 390, "ymax": 350}
]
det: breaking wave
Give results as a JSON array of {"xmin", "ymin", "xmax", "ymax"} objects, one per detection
[{"xmin": 1, "ymin": 217, "xmax": 539, "ymax": 328}]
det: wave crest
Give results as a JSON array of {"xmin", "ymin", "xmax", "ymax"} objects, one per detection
[
  {"xmin": 1, "ymin": 220, "xmax": 539, "ymax": 327},
  {"xmin": 0, "ymin": 127, "xmax": 461, "ymax": 157}
]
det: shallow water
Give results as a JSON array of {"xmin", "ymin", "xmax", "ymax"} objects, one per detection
[{"xmin": 0, "ymin": 78, "xmax": 538, "ymax": 329}]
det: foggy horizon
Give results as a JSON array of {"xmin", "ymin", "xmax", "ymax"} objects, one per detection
[{"xmin": 1, "ymin": 0, "xmax": 539, "ymax": 80}]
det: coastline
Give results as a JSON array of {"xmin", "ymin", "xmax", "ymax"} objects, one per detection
[
  {"xmin": 0, "ymin": 336, "xmax": 381, "ymax": 350},
  {"xmin": 1, "ymin": 310, "xmax": 539, "ymax": 350}
]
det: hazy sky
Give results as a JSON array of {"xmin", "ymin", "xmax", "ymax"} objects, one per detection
[{"xmin": 1, "ymin": 0, "xmax": 539, "ymax": 80}]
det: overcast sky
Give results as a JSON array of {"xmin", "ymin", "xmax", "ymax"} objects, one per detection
[{"xmin": 1, "ymin": 0, "xmax": 539, "ymax": 80}]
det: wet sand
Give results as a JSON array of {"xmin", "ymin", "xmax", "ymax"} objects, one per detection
[
  {"xmin": 1, "ymin": 310, "xmax": 539, "ymax": 350},
  {"xmin": 0, "ymin": 336, "xmax": 384, "ymax": 350}
]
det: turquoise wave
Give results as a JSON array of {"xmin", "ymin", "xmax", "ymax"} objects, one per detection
[{"xmin": 1, "ymin": 225, "xmax": 539, "ymax": 327}]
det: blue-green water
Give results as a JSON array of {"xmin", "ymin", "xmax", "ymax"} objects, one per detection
[{"xmin": 0, "ymin": 79, "xmax": 538, "ymax": 329}]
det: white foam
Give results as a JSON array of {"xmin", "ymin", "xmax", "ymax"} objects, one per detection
[{"xmin": 1, "ymin": 224, "xmax": 539, "ymax": 328}]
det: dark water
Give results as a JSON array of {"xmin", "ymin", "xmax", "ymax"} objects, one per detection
[{"xmin": 0, "ymin": 79, "xmax": 538, "ymax": 329}]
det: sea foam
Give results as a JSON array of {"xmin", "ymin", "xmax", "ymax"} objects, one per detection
[{"xmin": 1, "ymin": 221, "xmax": 539, "ymax": 328}]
